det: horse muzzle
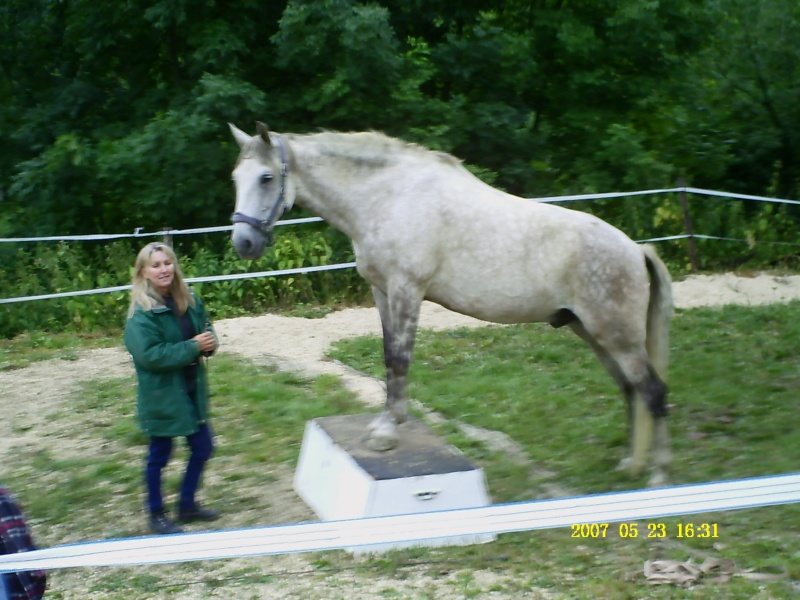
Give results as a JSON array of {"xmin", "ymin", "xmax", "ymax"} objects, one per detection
[{"xmin": 232, "ymin": 223, "xmax": 273, "ymax": 259}]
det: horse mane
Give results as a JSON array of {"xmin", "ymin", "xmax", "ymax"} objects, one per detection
[{"xmin": 287, "ymin": 131, "xmax": 463, "ymax": 170}]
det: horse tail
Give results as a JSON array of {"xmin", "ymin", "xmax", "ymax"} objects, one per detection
[{"xmin": 642, "ymin": 244, "xmax": 673, "ymax": 382}]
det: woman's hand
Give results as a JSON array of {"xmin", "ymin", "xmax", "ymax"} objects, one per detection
[{"xmin": 193, "ymin": 332, "xmax": 216, "ymax": 354}]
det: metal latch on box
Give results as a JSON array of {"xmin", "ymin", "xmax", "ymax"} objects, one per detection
[{"xmin": 414, "ymin": 490, "xmax": 441, "ymax": 501}]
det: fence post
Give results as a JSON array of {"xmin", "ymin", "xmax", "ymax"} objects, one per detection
[
  {"xmin": 161, "ymin": 227, "xmax": 173, "ymax": 247},
  {"xmin": 677, "ymin": 178, "xmax": 699, "ymax": 272}
]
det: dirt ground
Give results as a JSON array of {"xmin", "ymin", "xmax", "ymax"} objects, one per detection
[{"xmin": 1, "ymin": 271, "xmax": 799, "ymax": 598}]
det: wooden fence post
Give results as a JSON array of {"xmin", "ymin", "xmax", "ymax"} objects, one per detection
[
  {"xmin": 161, "ymin": 227, "xmax": 173, "ymax": 247},
  {"xmin": 677, "ymin": 178, "xmax": 699, "ymax": 272}
]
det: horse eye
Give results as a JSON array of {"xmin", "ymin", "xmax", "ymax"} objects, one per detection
[{"xmin": 260, "ymin": 173, "xmax": 274, "ymax": 184}]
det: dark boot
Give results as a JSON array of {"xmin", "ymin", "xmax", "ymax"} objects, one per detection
[
  {"xmin": 150, "ymin": 511, "xmax": 183, "ymax": 535},
  {"xmin": 178, "ymin": 504, "xmax": 219, "ymax": 523}
]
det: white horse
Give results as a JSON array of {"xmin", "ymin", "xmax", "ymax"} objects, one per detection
[{"xmin": 228, "ymin": 122, "xmax": 674, "ymax": 486}]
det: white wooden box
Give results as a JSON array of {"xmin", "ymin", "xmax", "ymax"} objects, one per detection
[{"xmin": 293, "ymin": 413, "xmax": 494, "ymax": 553}]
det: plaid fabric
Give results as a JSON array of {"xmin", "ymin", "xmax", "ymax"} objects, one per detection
[{"xmin": 0, "ymin": 487, "xmax": 46, "ymax": 600}]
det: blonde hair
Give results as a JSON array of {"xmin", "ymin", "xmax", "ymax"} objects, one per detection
[{"xmin": 127, "ymin": 242, "xmax": 195, "ymax": 318}]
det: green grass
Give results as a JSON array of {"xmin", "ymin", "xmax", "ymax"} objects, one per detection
[
  {"xmin": 3, "ymin": 302, "xmax": 800, "ymax": 598},
  {"xmin": 0, "ymin": 329, "xmax": 121, "ymax": 370},
  {"xmin": 327, "ymin": 301, "xmax": 800, "ymax": 596},
  {"xmin": 330, "ymin": 302, "xmax": 800, "ymax": 487}
]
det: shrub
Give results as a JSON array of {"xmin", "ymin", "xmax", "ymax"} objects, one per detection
[{"xmin": 0, "ymin": 227, "xmax": 369, "ymax": 339}]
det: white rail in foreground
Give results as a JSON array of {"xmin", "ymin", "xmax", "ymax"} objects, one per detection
[{"xmin": 1, "ymin": 472, "xmax": 798, "ymax": 573}]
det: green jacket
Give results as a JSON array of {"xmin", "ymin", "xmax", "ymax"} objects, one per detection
[{"xmin": 124, "ymin": 292, "xmax": 217, "ymax": 437}]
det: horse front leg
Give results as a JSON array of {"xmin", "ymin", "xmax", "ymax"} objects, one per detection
[{"xmin": 367, "ymin": 285, "xmax": 422, "ymax": 451}]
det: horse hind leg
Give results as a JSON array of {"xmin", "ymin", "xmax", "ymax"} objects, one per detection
[
  {"xmin": 367, "ymin": 284, "xmax": 422, "ymax": 451},
  {"xmin": 638, "ymin": 365, "xmax": 671, "ymax": 486},
  {"xmin": 618, "ymin": 358, "xmax": 669, "ymax": 486},
  {"xmin": 569, "ymin": 322, "xmax": 636, "ymax": 462},
  {"xmin": 571, "ymin": 321, "xmax": 669, "ymax": 486}
]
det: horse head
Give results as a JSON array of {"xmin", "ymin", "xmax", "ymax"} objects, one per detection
[{"xmin": 229, "ymin": 122, "xmax": 294, "ymax": 259}]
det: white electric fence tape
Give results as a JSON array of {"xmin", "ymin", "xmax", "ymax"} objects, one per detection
[
  {"xmin": 0, "ymin": 472, "xmax": 798, "ymax": 573},
  {"xmin": 0, "ymin": 216, "xmax": 324, "ymax": 243},
  {"xmin": 2, "ymin": 187, "xmax": 799, "ymax": 305},
  {"xmin": 534, "ymin": 186, "xmax": 800, "ymax": 205},
  {"xmin": 2, "ymin": 187, "xmax": 798, "ymax": 245},
  {"xmin": 0, "ymin": 263, "xmax": 359, "ymax": 305}
]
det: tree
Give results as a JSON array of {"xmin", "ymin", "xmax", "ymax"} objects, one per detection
[
  {"xmin": 696, "ymin": 0, "xmax": 800, "ymax": 200},
  {"xmin": 1, "ymin": 0, "xmax": 796, "ymax": 248},
  {"xmin": 0, "ymin": 0, "xmax": 285, "ymax": 237}
]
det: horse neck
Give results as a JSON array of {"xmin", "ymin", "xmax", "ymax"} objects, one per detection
[{"xmin": 288, "ymin": 136, "xmax": 391, "ymax": 242}]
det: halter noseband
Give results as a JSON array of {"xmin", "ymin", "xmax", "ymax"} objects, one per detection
[{"xmin": 231, "ymin": 136, "xmax": 289, "ymax": 236}]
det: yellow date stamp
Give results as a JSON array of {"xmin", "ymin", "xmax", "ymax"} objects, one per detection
[{"xmin": 570, "ymin": 522, "xmax": 719, "ymax": 539}]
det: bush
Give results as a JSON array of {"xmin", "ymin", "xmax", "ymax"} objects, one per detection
[{"xmin": 0, "ymin": 227, "xmax": 370, "ymax": 339}]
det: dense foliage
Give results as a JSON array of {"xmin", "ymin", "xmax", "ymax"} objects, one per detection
[{"xmin": 1, "ymin": 0, "xmax": 799, "ymax": 337}]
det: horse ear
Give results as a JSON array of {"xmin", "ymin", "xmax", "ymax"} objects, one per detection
[
  {"xmin": 256, "ymin": 121, "xmax": 272, "ymax": 145},
  {"xmin": 229, "ymin": 123, "xmax": 252, "ymax": 149}
]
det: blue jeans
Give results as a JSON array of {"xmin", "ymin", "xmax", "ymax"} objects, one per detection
[
  {"xmin": 145, "ymin": 422, "xmax": 214, "ymax": 514},
  {"xmin": 0, "ymin": 573, "xmax": 9, "ymax": 600}
]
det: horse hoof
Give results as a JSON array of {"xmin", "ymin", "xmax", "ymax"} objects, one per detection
[
  {"xmin": 616, "ymin": 457, "xmax": 646, "ymax": 477},
  {"xmin": 648, "ymin": 471, "xmax": 669, "ymax": 488},
  {"xmin": 390, "ymin": 400, "xmax": 409, "ymax": 424},
  {"xmin": 393, "ymin": 412, "xmax": 408, "ymax": 425},
  {"xmin": 366, "ymin": 434, "xmax": 397, "ymax": 452},
  {"xmin": 367, "ymin": 411, "xmax": 398, "ymax": 450},
  {"xmin": 368, "ymin": 412, "xmax": 392, "ymax": 432}
]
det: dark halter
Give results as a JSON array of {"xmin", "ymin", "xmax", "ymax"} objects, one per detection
[{"xmin": 231, "ymin": 136, "xmax": 289, "ymax": 235}]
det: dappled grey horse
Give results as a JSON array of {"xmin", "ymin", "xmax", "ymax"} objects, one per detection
[{"xmin": 228, "ymin": 122, "xmax": 674, "ymax": 486}]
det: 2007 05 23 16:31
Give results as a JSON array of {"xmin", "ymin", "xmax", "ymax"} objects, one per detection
[{"xmin": 571, "ymin": 522, "xmax": 719, "ymax": 539}]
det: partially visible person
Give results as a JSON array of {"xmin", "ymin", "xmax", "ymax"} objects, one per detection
[
  {"xmin": 124, "ymin": 242, "xmax": 219, "ymax": 535},
  {"xmin": 0, "ymin": 486, "xmax": 47, "ymax": 600}
]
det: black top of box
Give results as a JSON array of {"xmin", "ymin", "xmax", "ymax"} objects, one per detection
[{"xmin": 313, "ymin": 414, "xmax": 479, "ymax": 480}]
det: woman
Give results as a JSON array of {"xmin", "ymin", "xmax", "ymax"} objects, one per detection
[{"xmin": 124, "ymin": 242, "xmax": 219, "ymax": 535}]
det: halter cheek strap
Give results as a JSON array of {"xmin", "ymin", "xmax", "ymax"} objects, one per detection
[{"xmin": 231, "ymin": 137, "xmax": 289, "ymax": 235}]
